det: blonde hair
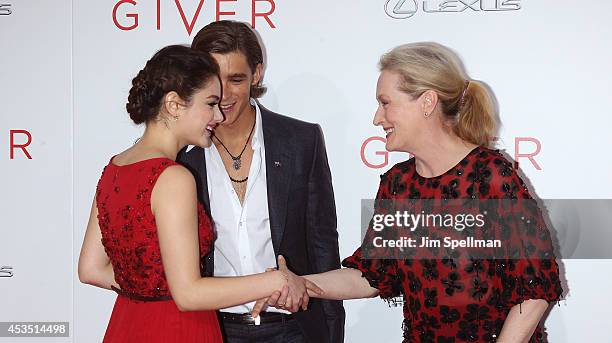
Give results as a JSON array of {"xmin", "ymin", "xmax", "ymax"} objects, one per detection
[{"xmin": 379, "ymin": 42, "xmax": 496, "ymax": 147}]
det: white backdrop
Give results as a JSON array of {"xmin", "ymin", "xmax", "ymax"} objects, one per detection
[{"xmin": 1, "ymin": 1, "xmax": 612, "ymax": 342}]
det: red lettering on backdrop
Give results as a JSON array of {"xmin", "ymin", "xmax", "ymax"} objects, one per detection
[
  {"xmin": 157, "ymin": 0, "xmax": 161, "ymax": 30},
  {"xmin": 115, "ymin": 0, "xmax": 277, "ymax": 32},
  {"xmin": 113, "ymin": 0, "xmax": 139, "ymax": 31},
  {"xmin": 10, "ymin": 130, "xmax": 32, "ymax": 160},
  {"xmin": 360, "ymin": 136, "xmax": 543, "ymax": 171},
  {"xmin": 216, "ymin": 0, "xmax": 236, "ymax": 21},
  {"xmin": 173, "ymin": 0, "xmax": 206, "ymax": 35},
  {"xmin": 515, "ymin": 137, "xmax": 542, "ymax": 170},
  {"xmin": 251, "ymin": 0, "xmax": 276, "ymax": 29},
  {"xmin": 361, "ymin": 136, "xmax": 388, "ymax": 169}
]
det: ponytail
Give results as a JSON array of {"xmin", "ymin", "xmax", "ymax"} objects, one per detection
[{"xmin": 453, "ymin": 80, "xmax": 496, "ymax": 147}]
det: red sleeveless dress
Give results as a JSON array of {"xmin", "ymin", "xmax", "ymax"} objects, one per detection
[{"xmin": 96, "ymin": 157, "xmax": 222, "ymax": 342}]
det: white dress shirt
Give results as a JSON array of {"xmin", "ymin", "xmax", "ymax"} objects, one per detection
[{"xmin": 205, "ymin": 99, "xmax": 287, "ymax": 314}]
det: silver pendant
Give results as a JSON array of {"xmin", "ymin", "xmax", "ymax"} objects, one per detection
[{"xmin": 233, "ymin": 158, "xmax": 241, "ymax": 170}]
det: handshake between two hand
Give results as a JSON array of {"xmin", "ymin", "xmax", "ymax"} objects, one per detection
[{"xmin": 251, "ymin": 255, "xmax": 324, "ymax": 317}]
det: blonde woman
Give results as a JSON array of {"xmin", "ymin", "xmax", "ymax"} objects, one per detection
[{"xmin": 256, "ymin": 42, "xmax": 563, "ymax": 343}]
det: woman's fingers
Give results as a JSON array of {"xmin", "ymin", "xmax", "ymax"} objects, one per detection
[
  {"xmin": 301, "ymin": 289, "xmax": 310, "ymax": 311},
  {"xmin": 305, "ymin": 279, "xmax": 324, "ymax": 295},
  {"xmin": 252, "ymin": 297, "xmax": 268, "ymax": 318},
  {"xmin": 274, "ymin": 255, "xmax": 317, "ymax": 312},
  {"xmin": 277, "ymin": 255, "xmax": 287, "ymax": 269},
  {"xmin": 268, "ymin": 287, "xmax": 283, "ymax": 306},
  {"xmin": 284, "ymin": 292, "xmax": 293, "ymax": 311},
  {"xmin": 277, "ymin": 283, "xmax": 289, "ymax": 307}
]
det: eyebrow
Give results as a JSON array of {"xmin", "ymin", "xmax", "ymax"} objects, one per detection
[
  {"xmin": 207, "ymin": 95, "xmax": 220, "ymax": 101},
  {"xmin": 228, "ymin": 73, "xmax": 248, "ymax": 79}
]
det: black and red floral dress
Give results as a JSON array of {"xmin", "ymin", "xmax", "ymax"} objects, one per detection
[{"xmin": 343, "ymin": 146, "xmax": 563, "ymax": 342}]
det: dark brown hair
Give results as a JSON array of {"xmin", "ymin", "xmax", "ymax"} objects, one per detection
[
  {"xmin": 192, "ymin": 20, "xmax": 266, "ymax": 98},
  {"xmin": 126, "ymin": 45, "xmax": 220, "ymax": 124}
]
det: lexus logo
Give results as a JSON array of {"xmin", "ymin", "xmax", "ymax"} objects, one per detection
[
  {"xmin": 0, "ymin": 3, "xmax": 11, "ymax": 16},
  {"xmin": 385, "ymin": 0, "xmax": 521, "ymax": 19},
  {"xmin": 385, "ymin": 0, "xmax": 418, "ymax": 19},
  {"xmin": 0, "ymin": 266, "xmax": 13, "ymax": 278}
]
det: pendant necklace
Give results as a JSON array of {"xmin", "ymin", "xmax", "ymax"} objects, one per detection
[{"xmin": 213, "ymin": 118, "xmax": 256, "ymax": 171}]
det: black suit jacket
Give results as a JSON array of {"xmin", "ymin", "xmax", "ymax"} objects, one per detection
[{"xmin": 177, "ymin": 105, "xmax": 345, "ymax": 343}]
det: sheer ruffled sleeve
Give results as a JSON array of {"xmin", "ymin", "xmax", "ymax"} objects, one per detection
[{"xmin": 490, "ymin": 159, "xmax": 564, "ymax": 306}]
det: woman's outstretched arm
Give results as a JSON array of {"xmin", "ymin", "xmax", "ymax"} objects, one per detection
[
  {"xmin": 152, "ymin": 165, "xmax": 321, "ymax": 312},
  {"xmin": 304, "ymin": 269, "xmax": 379, "ymax": 300},
  {"xmin": 252, "ymin": 266, "xmax": 378, "ymax": 317}
]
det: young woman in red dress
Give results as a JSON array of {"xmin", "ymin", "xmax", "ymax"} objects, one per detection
[
  {"xmin": 78, "ymin": 45, "xmax": 320, "ymax": 343},
  {"xmin": 255, "ymin": 42, "xmax": 563, "ymax": 342}
]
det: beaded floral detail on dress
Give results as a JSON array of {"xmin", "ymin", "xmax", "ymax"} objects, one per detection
[
  {"xmin": 96, "ymin": 158, "xmax": 214, "ymax": 298},
  {"xmin": 343, "ymin": 147, "xmax": 563, "ymax": 343}
]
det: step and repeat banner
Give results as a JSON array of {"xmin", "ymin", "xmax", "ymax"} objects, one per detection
[{"xmin": 1, "ymin": 1, "xmax": 611, "ymax": 342}]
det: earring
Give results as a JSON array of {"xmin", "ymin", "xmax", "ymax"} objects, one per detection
[
  {"xmin": 172, "ymin": 115, "xmax": 179, "ymax": 121},
  {"xmin": 424, "ymin": 111, "xmax": 430, "ymax": 118},
  {"xmin": 156, "ymin": 116, "xmax": 171, "ymax": 129}
]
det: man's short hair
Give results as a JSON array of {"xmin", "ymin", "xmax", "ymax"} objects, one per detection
[{"xmin": 192, "ymin": 20, "xmax": 266, "ymax": 98}]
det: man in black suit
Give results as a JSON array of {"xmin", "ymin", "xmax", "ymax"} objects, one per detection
[{"xmin": 178, "ymin": 20, "xmax": 345, "ymax": 343}]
